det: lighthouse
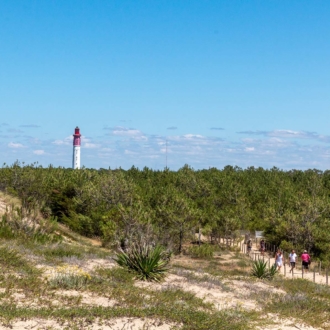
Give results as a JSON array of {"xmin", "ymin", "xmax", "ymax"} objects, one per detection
[{"xmin": 72, "ymin": 126, "xmax": 81, "ymax": 169}]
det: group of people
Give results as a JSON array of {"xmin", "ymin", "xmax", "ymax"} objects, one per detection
[
  {"xmin": 275, "ymin": 249, "xmax": 311, "ymax": 273},
  {"xmin": 246, "ymin": 238, "xmax": 265, "ymax": 255},
  {"xmin": 246, "ymin": 238, "xmax": 312, "ymax": 274}
]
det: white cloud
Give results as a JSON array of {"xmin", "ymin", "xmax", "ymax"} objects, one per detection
[
  {"xmin": 84, "ymin": 143, "xmax": 100, "ymax": 149},
  {"xmin": 8, "ymin": 142, "xmax": 24, "ymax": 148},
  {"xmin": 238, "ymin": 129, "xmax": 330, "ymax": 143},
  {"xmin": 20, "ymin": 124, "xmax": 40, "ymax": 128},
  {"xmin": 112, "ymin": 127, "xmax": 141, "ymax": 136},
  {"xmin": 183, "ymin": 134, "xmax": 204, "ymax": 139},
  {"xmin": 268, "ymin": 130, "xmax": 317, "ymax": 139},
  {"xmin": 108, "ymin": 126, "xmax": 147, "ymax": 141},
  {"xmin": 4, "ymin": 125, "xmax": 330, "ymax": 171},
  {"xmin": 33, "ymin": 150, "xmax": 45, "ymax": 155},
  {"xmin": 124, "ymin": 149, "xmax": 138, "ymax": 155},
  {"xmin": 52, "ymin": 136, "xmax": 73, "ymax": 145}
]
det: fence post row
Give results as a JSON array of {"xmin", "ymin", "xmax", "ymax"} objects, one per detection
[{"xmin": 238, "ymin": 234, "xmax": 330, "ymax": 287}]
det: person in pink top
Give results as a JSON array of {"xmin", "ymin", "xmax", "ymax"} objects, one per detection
[{"xmin": 301, "ymin": 250, "xmax": 311, "ymax": 273}]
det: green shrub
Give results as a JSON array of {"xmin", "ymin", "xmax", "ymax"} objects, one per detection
[
  {"xmin": 188, "ymin": 244, "xmax": 214, "ymax": 258},
  {"xmin": 115, "ymin": 243, "xmax": 170, "ymax": 282},
  {"xmin": 0, "ymin": 246, "xmax": 36, "ymax": 274},
  {"xmin": 251, "ymin": 260, "xmax": 277, "ymax": 280},
  {"xmin": 0, "ymin": 217, "xmax": 15, "ymax": 239},
  {"xmin": 0, "ymin": 213, "xmax": 60, "ymax": 243}
]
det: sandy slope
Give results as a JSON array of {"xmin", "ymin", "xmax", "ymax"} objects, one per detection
[{"xmin": 0, "ymin": 196, "xmax": 324, "ymax": 330}]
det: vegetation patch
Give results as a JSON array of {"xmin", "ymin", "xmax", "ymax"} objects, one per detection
[
  {"xmin": 47, "ymin": 265, "xmax": 91, "ymax": 290},
  {"xmin": 251, "ymin": 260, "xmax": 278, "ymax": 280},
  {"xmin": 115, "ymin": 243, "xmax": 170, "ymax": 282},
  {"xmin": 187, "ymin": 244, "xmax": 215, "ymax": 258}
]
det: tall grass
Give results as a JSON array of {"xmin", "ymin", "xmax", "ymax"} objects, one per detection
[{"xmin": 0, "ymin": 212, "xmax": 61, "ymax": 243}]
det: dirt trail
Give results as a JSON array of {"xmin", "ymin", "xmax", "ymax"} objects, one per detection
[
  {"xmin": 0, "ymin": 199, "xmax": 7, "ymax": 215},
  {"xmin": 242, "ymin": 239, "xmax": 329, "ymax": 285}
]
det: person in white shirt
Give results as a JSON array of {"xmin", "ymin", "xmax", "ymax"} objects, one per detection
[
  {"xmin": 275, "ymin": 250, "xmax": 284, "ymax": 271},
  {"xmin": 289, "ymin": 249, "xmax": 297, "ymax": 273}
]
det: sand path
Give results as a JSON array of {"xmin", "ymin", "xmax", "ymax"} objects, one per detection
[{"xmin": 241, "ymin": 238, "xmax": 329, "ymax": 285}]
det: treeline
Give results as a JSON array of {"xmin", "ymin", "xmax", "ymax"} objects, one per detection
[{"xmin": 1, "ymin": 162, "xmax": 330, "ymax": 260}]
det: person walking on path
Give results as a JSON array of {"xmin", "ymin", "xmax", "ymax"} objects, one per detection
[
  {"xmin": 288, "ymin": 249, "xmax": 297, "ymax": 273},
  {"xmin": 260, "ymin": 239, "xmax": 265, "ymax": 256},
  {"xmin": 247, "ymin": 239, "xmax": 252, "ymax": 255},
  {"xmin": 275, "ymin": 249, "xmax": 284, "ymax": 272},
  {"xmin": 301, "ymin": 250, "xmax": 311, "ymax": 273}
]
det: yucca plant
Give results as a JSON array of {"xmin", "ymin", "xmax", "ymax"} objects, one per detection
[
  {"xmin": 267, "ymin": 264, "xmax": 278, "ymax": 279},
  {"xmin": 251, "ymin": 260, "xmax": 277, "ymax": 280},
  {"xmin": 115, "ymin": 242, "xmax": 170, "ymax": 282}
]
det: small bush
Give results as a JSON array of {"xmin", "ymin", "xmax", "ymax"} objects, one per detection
[
  {"xmin": 188, "ymin": 244, "xmax": 214, "ymax": 258},
  {"xmin": 115, "ymin": 243, "xmax": 170, "ymax": 282},
  {"xmin": 0, "ymin": 246, "xmax": 37, "ymax": 275},
  {"xmin": 0, "ymin": 246, "xmax": 25, "ymax": 269},
  {"xmin": 0, "ymin": 213, "xmax": 60, "ymax": 243},
  {"xmin": 48, "ymin": 265, "xmax": 91, "ymax": 289},
  {"xmin": 251, "ymin": 260, "xmax": 277, "ymax": 280}
]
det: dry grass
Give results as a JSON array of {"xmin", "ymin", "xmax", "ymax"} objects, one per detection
[{"xmin": 0, "ymin": 193, "xmax": 327, "ymax": 330}]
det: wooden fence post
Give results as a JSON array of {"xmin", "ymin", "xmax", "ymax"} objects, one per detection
[{"xmin": 326, "ymin": 269, "xmax": 329, "ymax": 285}]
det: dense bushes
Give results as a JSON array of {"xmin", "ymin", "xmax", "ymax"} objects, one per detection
[{"xmin": 1, "ymin": 162, "xmax": 330, "ymax": 259}]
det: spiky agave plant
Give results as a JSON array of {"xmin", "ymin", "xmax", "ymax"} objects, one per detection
[
  {"xmin": 115, "ymin": 242, "xmax": 170, "ymax": 282},
  {"xmin": 267, "ymin": 263, "xmax": 278, "ymax": 279},
  {"xmin": 251, "ymin": 260, "xmax": 277, "ymax": 279}
]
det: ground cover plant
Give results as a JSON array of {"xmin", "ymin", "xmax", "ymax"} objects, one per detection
[
  {"xmin": 1, "ymin": 170, "xmax": 330, "ymax": 329},
  {"xmin": 1, "ymin": 227, "xmax": 330, "ymax": 329}
]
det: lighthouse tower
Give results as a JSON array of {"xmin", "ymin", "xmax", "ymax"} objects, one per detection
[{"xmin": 72, "ymin": 126, "xmax": 81, "ymax": 169}]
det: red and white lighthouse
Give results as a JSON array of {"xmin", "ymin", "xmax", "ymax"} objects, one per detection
[{"xmin": 72, "ymin": 126, "xmax": 81, "ymax": 169}]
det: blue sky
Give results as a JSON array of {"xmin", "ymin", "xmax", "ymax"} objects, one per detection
[{"xmin": 1, "ymin": 1, "xmax": 330, "ymax": 170}]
